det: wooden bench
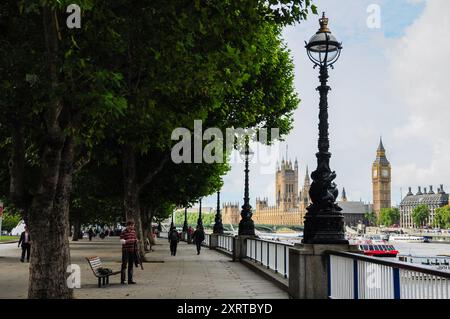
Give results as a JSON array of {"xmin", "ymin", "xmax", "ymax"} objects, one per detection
[{"xmin": 86, "ymin": 256, "xmax": 121, "ymax": 287}]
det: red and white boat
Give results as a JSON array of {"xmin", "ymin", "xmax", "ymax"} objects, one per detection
[
  {"xmin": 358, "ymin": 243, "xmax": 399, "ymax": 258},
  {"xmin": 348, "ymin": 237, "xmax": 399, "ymax": 258}
]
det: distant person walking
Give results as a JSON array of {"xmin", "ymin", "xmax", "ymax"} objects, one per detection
[
  {"xmin": 120, "ymin": 221, "xmax": 138, "ymax": 284},
  {"xmin": 192, "ymin": 227, "xmax": 205, "ymax": 255},
  {"xmin": 168, "ymin": 227, "xmax": 179, "ymax": 256},
  {"xmin": 88, "ymin": 228, "xmax": 95, "ymax": 241},
  {"xmin": 18, "ymin": 226, "xmax": 31, "ymax": 262}
]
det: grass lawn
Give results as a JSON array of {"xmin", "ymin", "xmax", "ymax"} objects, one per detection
[{"xmin": 0, "ymin": 236, "xmax": 19, "ymax": 242}]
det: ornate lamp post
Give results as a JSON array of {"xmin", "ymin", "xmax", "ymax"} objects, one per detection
[
  {"xmin": 238, "ymin": 137, "xmax": 255, "ymax": 236},
  {"xmin": 170, "ymin": 210, "xmax": 175, "ymax": 230},
  {"xmin": 213, "ymin": 191, "xmax": 224, "ymax": 234},
  {"xmin": 197, "ymin": 198, "xmax": 203, "ymax": 229},
  {"xmin": 303, "ymin": 13, "xmax": 348, "ymax": 244},
  {"xmin": 182, "ymin": 206, "xmax": 189, "ymax": 233}
]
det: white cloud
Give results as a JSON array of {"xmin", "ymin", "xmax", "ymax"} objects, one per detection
[
  {"xmin": 389, "ymin": 0, "xmax": 450, "ymax": 193},
  {"xmin": 204, "ymin": 0, "xmax": 450, "ymax": 209}
]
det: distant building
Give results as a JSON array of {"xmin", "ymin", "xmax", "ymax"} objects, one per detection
[
  {"xmin": 222, "ymin": 157, "xmax": 308, "ymax": 226},
  {"xmin": 372, "ymin": 138, "xmax": 392, "ymax": 217},
  {"xmin": 399, "ymin": 185, "xmax": 449, "ymax": 228},
  {"xmin": 337, "ymin": 188, "xmax": 371, "ymax": 227}
]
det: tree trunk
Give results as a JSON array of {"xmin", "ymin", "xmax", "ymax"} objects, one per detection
[
  {"xmin": 141, "ymin": 205, "xmax": 149, "ymax": 252},
  {"xmin": 25, "ymin": 6, "xmax": 75, "ymax": 299},
  {"xmin": 122, "ymin": 144, "xmax": 145, "ymax": 257},
  {"xmin": 28, "ymin": 136, "xmax": 73, "ymax": 299},
  {"xmin": 72, "ymin": 211, "xmax": 82, "ymax": 241}
]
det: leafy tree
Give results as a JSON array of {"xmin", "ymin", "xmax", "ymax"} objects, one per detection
[
  {"xmin": 434, "ymin": 206, "xmax": 450, "ymax": 229},
  {"xmin": 364, "ymin": 212, "xmax": 377, "ymax": 226},
  {"xmin": 1, "ymin": 0, "xmax": 127, "ymax": 298},
  {"xmin": 0, "ymin": 0, "xmax": 315, "ymax": 298},
  {"xmin": 378, "ymin": 208, "xmax": 400, "ymax": 227},
  {"xmin": 175, "ymin": 211, "xmax": 215, "ymax": 228},
  {"xmin": 0, "ymin": 210, "xmax": 21, "ymax": 232},
  {"xmin": 412, "ymin": 204, "xmax": 430, "ymax": 228}
]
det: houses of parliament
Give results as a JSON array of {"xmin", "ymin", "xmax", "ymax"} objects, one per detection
[
  {"xmin": 222, "ymin": 158, "xmax": 311, "ymax": 226},
  {"xmin": 222, "ymin": 140, "xmax": 391, "ymax": 227}
]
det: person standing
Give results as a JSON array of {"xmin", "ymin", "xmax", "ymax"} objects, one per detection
[
  {"xmin": 187, "ymin": 226, "xmax": 194, "ymax": 244},
  {"xmin": 120, "ymin": 221, "xmax": 138, "ymax": 284},
  {"xmin": 18, "ymin": 226, "xmax": 32, "ymax": 262},
  {"xmin": 88, "ymin": 228, "xmax": 94, "ymax": 241},
  {"xmin": 168, "ymin": 227, "xmax": 179, "ymax": 256},
  {"xmin": 192, "ymin": 227, "xmax": 205, "ymax": 255}
]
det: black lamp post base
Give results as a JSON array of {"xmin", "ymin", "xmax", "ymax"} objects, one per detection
[
  {"xmin": 213, "ymin": 223, "xmax": 224, "ymax": 234},
  {"xmin": 302, "ymin": 210, "xmax": 348, "ymax": 245},
  {"xmin": 238, "ymin": 219, "xmax": 255, "ymax": 236}
]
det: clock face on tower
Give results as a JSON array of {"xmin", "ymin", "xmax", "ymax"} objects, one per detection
[{"xmin": 382, "ymin": 169, "xmax": 389, "ymax": 177}]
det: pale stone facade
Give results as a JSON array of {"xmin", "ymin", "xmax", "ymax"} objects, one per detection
[{"xmin": 222, "ymin": 158, "xmax": 310, "ymax": 226}]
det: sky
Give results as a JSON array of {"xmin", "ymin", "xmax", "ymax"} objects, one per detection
[{"xmin": 200, "ymin": 0, "xmax": 450, "ymax": 210}]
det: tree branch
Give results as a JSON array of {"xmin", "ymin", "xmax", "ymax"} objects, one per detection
[{"xmin": 137, "ymin": 154, "xmax": 170, "ymax": 192}]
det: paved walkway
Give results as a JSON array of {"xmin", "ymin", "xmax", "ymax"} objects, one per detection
[{"xmin": 0, "ymin": 237, "xmax": 288, "ymax": 299}]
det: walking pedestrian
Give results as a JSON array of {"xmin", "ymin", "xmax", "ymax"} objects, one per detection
[
  {"xmin": 168, "ymin": 226, "xmax": 179, "ymax": 256},
  {"xmin": 88, "ymin": 228, "xmax": 94, "ymax": 241},
  {"xmin": 18, "ymin": 226, "xmax": 32, "ymax": 262},
  {"xmin": 120, "ymin": 221, "xmax": 138, "ymax": 284},
  {"xmin": 192, "ymin": 226, "xmax": 205, "ymax": 255}
]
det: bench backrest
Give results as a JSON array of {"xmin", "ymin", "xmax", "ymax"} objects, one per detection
[{"xmin": 86, "ymin": 256, "xmax": 103, "ymax": 276}]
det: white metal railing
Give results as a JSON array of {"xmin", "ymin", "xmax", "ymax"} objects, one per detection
[
  {"xmin": 327, "ymin": 251, "xmax": 450, "ymax": 299},
  {"xmin": 217, "ymin": 234, "xmax": 234, "ymax": 253},
  {"xmin": 245, "ymin": 238, "xmax": 293, "ymax": 278},
  {"xmin": 202, "ymin": 234, "xmax": 211, "ymax": 247},
  {"xmin": 159, "ymin": 231, "xmax": 168, "ymax": 239}
]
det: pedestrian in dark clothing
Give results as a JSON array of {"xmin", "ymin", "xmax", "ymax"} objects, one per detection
[
  {"xmin": 192, "ymin": 227, "xmax": 205, "ymax": 255},
  {"xmin": 168, "ymin": 227, "xmax": 179, "ymax": 256},
  {"xmin": 120, "ymin": 221, "xmax": 138, "ymax": 284},
  {"xmin": 18, "ymin": 226, "xmax": 32, "ymax": 262},
  {"xmin": 88, "ymin": 228, "xmax": 94, "ymax": 241}
]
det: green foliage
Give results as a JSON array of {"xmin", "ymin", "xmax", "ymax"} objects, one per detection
[
  {"xmin": 174, "ymin": 211, "xmax": 215, "ymax": 228},
  {"xmin": 378, "ymin": 208, "xmax": 400, "ymax": 227},
  {"xmin": 0, "ymin": 236, "xmax": 19, "ymax": 242},
  {"xmin": 364, "ymin": 212, "xmax": 378, "ymax": 226},
  {"xmin": 434, "ymin": 206, "xmax": 450, "ymax": 229},
  {"xmin": 412, "ymin": 204, "xmax": 430, "ymax": 228},
  {"xmin": 1, "ymin": 210, "xmax": 22, "ymax": 232}
]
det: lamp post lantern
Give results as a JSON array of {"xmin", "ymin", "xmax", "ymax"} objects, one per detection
[
  {"xmin": 303, "ymin": 12, "xmax": 348, "ymax": 245},
  {"xmin": 213, "ymin": 191, "xmax": 224, "ymax": 234},
  {"xmin": 238, "ymin": 137, "xmax": 255, "ymax": 236}
]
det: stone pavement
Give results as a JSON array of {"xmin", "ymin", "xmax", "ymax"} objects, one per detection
[{"xmin": 0, "ymin": 237, "xmax": 288, "ymax": 299}]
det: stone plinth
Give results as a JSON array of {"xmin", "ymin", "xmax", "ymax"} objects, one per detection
[{"xmin": 288, "ymin": 244, "xmax": 360, "ymax": 299}]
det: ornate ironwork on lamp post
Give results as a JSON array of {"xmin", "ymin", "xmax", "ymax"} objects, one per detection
[
  {"xmin": 182, "ymin": 206, "xmax": 188, "ymax": 233},
  {"xmin": 238, "ymin": 137, "xmax": 255, "ymax": 236},
  {"xmin": 303, "ymin": 12, "xmax": 348, "ymax": 245},
  {"xmin": 213, "ymin": 191, "xmax": 224, "ymax": 234},
  {"xmin": 197, "ymin": 198, "xmax": 203, "ymax": 229},
  {"xmin": 170, "ymin": 209, "xmax": 175, "ymax": 229}
]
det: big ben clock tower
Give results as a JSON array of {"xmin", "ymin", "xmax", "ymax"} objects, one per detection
[{"xmin": 372, "ymin": 138, "xmax": 391, "ymax": 217}]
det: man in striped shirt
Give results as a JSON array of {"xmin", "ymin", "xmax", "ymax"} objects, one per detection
[{"xmin": 120, "ymin": 221, "xmax": 138, "ymax": 284}]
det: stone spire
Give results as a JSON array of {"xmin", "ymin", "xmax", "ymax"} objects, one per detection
[
  {"xmin": 407, "ymin": 187, "xmax": 413, "ymax": 196},
  {"xmin": 342, "ymin": 187, "xmax": 347, "ymax": 202},
  {"xmin": 374, "ymin": 137, "xmax": 389, "ymax": 165},
  {"xmin": 416, "ymin": 186, "xmax": 423, "ymax": 196},
  {"xmin": 304, "ymin": 166, "xmax": 310, "ymax": 186}
]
